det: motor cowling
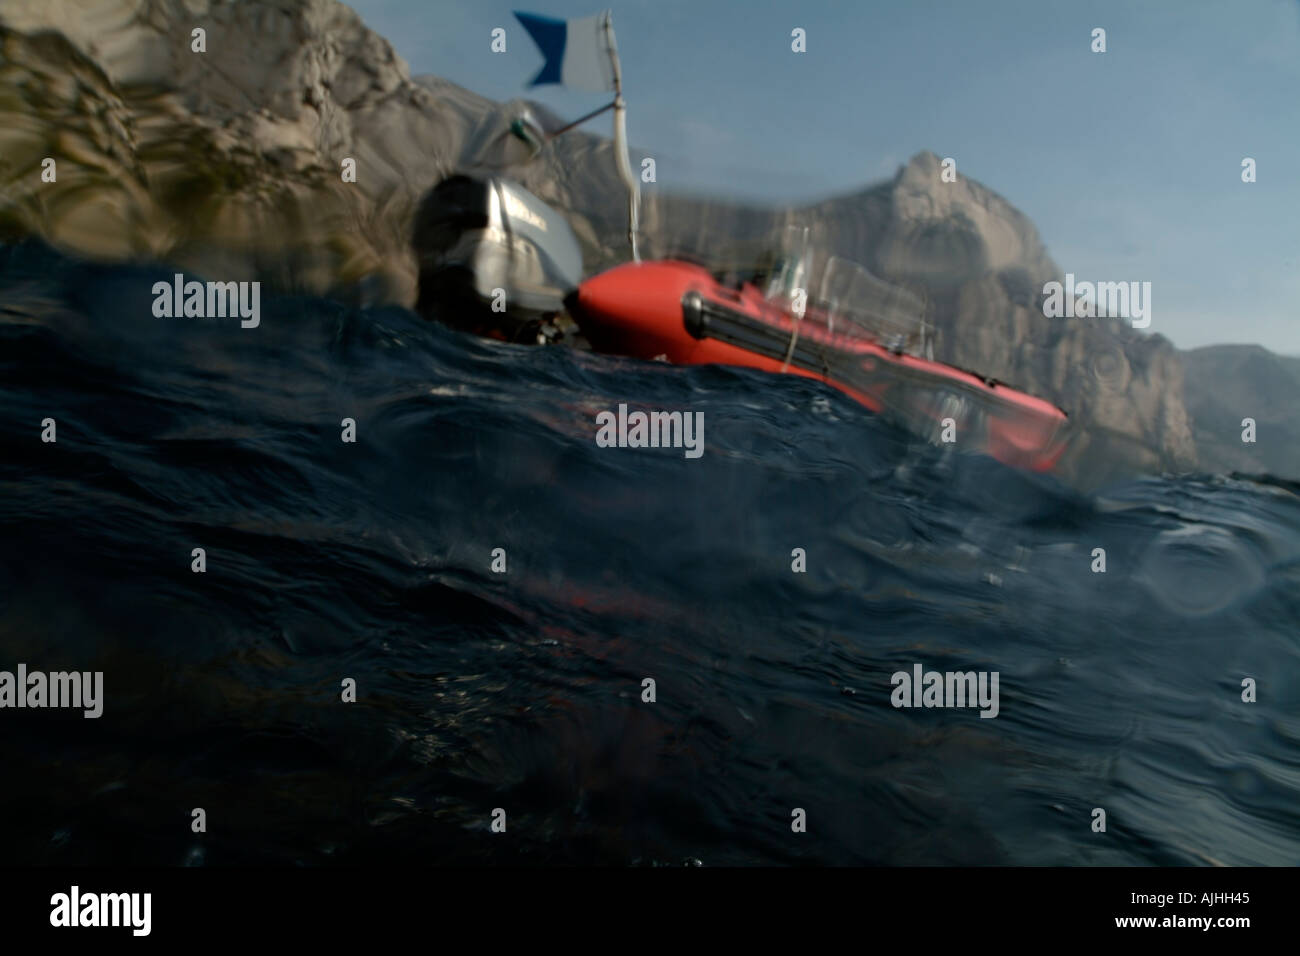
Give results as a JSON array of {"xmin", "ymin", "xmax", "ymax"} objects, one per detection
[{"xmin": 412, "ymin": 174, "xmax": 583, "ymax": 341}]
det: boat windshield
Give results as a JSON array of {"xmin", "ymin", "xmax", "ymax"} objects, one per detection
[
  {"xmin": 816, "ymin": 255, "xmax": 930, "ymax": 354},
  {"xmin": 761, "ymin": 225, "xmax": 815, "ymax": 316},
  {"xmin": 746, "ymin": 227, "xmax": 931, "ymax": 355}
]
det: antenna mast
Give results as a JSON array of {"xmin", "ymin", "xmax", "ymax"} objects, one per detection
[{"xmin": 603, "ymin": 11, "xmax": 640, "ymax": 262}]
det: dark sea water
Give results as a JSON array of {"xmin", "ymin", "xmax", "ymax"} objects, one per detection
[{"xmin": 1, "ymin": 241, "xmax": 1298, "ymax": 866}]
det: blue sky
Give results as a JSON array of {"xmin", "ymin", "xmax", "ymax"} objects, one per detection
[{"xmin": 348, "ymin": 0, "xmax": 1300, "ymax": 354}]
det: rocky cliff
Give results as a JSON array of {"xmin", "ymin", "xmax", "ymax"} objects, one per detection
[
  {"xmin": 1183, "ymin": 345, "xmax": 1300, "ymax": 478},
  {"xmin": 0, "ymin": 0, "xmax": 1270, "ymax": 483},
  {"xmin": 0, "ymin": 0, "xmax": 460, "ymax": 302}
]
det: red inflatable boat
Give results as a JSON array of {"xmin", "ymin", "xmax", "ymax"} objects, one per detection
[{"xmin": 570, "ymin": 246, "xmax": 1070, "ymax": 472}]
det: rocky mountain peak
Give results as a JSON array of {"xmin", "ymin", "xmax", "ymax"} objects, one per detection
[{"xmin": 875, "ymin": 150, "xmax": 1057, "ymax": 284}]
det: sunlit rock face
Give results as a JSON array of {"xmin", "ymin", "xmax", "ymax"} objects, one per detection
[
  {"xmin": 0, "ymin": 0, "xmax": 467, "ymax": 304},
  {"xmin": 856, "ymin": 154, "xmax": 1196, "ymax": 481},
  {"xmin": 871, "ymin": 151, "xmax": 1054, "ymax": 284}
]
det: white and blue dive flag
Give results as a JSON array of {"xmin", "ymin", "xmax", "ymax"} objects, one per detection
[{"xmin": 514, "ymin": 11, "xmax": 619, "ymax": 92}]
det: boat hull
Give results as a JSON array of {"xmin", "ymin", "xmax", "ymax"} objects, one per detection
[{"xmin": 573, "ymin": 260, "xmax": 1069, "ymax": 472}]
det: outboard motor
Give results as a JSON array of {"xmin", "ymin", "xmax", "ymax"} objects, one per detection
[{"xmin": 412, "ymin": 173, "xmax": 584, "ymax": 342}]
